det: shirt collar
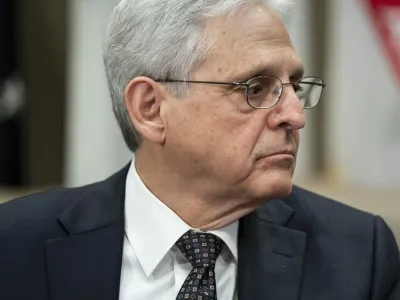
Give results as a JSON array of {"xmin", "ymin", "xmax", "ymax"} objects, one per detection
[{"xmin": 125, "ymin": 158, "xmax": 238, "ymax": 277}]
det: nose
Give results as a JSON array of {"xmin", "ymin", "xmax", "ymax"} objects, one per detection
[{"xmin": 267, "ymin": 87, "xmax": 306, "ymax": 130}]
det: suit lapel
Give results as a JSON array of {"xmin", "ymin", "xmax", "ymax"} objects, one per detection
[
  {"xmin": 46, "ymin": 166, "xmax": 128, "ymax": 300},
  {"xmin": 238, "ymin": 198, "xmax": 307, "ymax": 300},
  {"xmin": 45, "ymin": 163, "xmax": 306, "ymax": 300}
]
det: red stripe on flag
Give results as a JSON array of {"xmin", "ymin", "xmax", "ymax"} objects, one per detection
[{"xmin": 364, "ymin": 0, "xmax": 400, "ymax": 83}]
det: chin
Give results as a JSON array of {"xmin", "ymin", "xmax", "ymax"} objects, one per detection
[{"xmin": 249, "ymin": 169, "xmax": 294, "ymax": 200}]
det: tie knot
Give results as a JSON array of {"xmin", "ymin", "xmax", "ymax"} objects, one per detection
[{"xmin": 175, "ymin": 230, "xmax": 225, "ymax": 268}]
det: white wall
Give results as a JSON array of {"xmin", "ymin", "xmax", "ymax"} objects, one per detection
[
  {"xmin": 64, "ymin": 0, "xmax": 317, "ymax": 186},
  {"xmin": 65, "ymin": 0, "xmax": 131, "ymax": 187},
  {"xmin": 326, "ymin": 0, "xmax": 400, "ymax": 188}
]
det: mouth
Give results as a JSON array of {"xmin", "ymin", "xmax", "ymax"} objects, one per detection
[
  {"xmin": 255, "ymin": 149, "xmax": 296, "ymax": 167},
  {"xmin": 258, "ymin": 149, "xmax": 296, "ymax": 159}
]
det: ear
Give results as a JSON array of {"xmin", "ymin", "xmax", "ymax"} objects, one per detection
[{"xmin": 124, "ymin": 77, "xmax": 166, "ymax": 145}]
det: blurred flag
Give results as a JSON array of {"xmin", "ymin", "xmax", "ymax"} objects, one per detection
[{"xmin": 365, "ymin": 0, "xmax": 400, "ymax": 83}]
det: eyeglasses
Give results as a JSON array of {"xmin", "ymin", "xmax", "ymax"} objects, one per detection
[{"xmin": 155, "ymin": 76, "xmax": 325, "ymax": 109}]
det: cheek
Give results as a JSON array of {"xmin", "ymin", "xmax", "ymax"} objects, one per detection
[
  {"xmin": 205, "ymin": 114, "xmax": 266, "ymax": 180},
  {"xmin": 210, "ymin": 111, "xmax": 261, "ymax": 152},
  {"xmin": 165, "ymin": 94, "xmax": 264, "ymax": 173},
  {"xmin": 293, "ymin": 130, "xmax": 300, "ymax": 148}
]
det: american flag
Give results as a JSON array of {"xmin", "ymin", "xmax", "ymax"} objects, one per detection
[{"xmin": 364, "ymin": 0, "xmax": 400, "ymax": 83}]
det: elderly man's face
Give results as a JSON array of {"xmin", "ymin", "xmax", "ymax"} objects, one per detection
[{"xmin": 161, "ymin": 3, "xmax": 306, "ymax": 201}]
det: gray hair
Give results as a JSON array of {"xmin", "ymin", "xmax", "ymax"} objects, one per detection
[{"xmin": 103, "ymin": 0, "xmax": 295, "ymax": 152}]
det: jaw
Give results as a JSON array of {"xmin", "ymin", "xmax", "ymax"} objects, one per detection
[{"xmin": 239, "ymin": 159, "xmax": 296, "ymax": 200}]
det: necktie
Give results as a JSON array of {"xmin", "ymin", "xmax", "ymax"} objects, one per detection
[{"xmin": 175, "ymin": 230, "xmax": 225, "ymax": 300}]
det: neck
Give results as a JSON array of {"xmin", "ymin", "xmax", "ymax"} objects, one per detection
[{"xmin": 134, "ymin": 147, "xmax": 258, "ymax": 230}]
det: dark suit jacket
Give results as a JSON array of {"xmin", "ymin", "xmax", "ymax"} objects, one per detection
[{"xmin": 1, "ymin": 165, "xmax": 399, "ymax": 300}]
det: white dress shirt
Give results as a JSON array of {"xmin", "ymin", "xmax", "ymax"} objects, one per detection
[{"xmin": 119, "ymin": 160, "xmax": 238, "ymax": 300}]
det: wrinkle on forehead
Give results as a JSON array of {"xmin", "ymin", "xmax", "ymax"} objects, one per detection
[
  {"xmin": 196, "ymin": 2, "xmax": 298, "ymax": 80},
  {"xmin": 206, "ymin": 2, "xmax": 291, "ymax": 49}
]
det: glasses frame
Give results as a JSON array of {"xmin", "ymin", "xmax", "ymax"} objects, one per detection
[{"xmin": 155, "ymin": 75, "xmax": 326, "ymax": 109}]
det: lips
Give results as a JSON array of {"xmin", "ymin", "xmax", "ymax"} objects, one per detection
[
  {"xmin": 269, "ymin": 150, "xmax": 295, "ymax": 156},
  {"xmin": 257, "ymin": 149, "xmax": 296, "ymax": 159}
]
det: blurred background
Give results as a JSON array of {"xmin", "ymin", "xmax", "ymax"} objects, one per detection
[{"xmin": 0, "ymin": 0, "xmax": 399, "ymax": 243}]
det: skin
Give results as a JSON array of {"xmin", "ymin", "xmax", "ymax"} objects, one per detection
[{"xmin": 124, "ymin": 2, "xmax": 306, "ymax": 231}]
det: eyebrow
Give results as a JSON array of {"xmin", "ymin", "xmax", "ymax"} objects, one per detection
[{"xmin": 234, "ymin": 64, "xmax": 305, "ymax": 83}]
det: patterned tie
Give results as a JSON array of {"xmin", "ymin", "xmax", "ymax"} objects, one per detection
[{"xmin": 175, "ymin": 230, "xmax": 225, "ymax": 300}]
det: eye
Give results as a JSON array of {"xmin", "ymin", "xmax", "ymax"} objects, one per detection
[
  {"xmin": 246, "ymin": 76, "xmax": 283, "ymax": 108},
  {"xmin": 248, "ymin": 81, "xmax": 264, "ymax": 95},
  {"xmin": 247, "ymin": 78, "xmax": 282, "ymax": 96}
]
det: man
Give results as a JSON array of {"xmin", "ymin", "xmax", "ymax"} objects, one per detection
[{"xmin": 1, "ymin": 0, "xmax": 399, "ymax": 299}]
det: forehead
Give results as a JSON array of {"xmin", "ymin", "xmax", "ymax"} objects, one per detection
[{"xmin": 197, "ymin": 3, "xmax": 303, "ymax": 80}]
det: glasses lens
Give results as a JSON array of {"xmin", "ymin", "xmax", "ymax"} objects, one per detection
[
  {"xmin": 297, "ymin": 77, "xmax": 324, "ymax": 108},
  {"xmin": 246, "ymin": 76, "xmax": 282, "ymax": 108}
]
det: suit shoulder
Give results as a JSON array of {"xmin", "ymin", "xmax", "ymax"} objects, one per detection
[
  {"xmin": 288, "ymin": 185, "xmax": 377, "ymax": 234},
  {"xmin": 0, "ymin": 181, "xmax": 103, "ymax": 232},
  {"xmin": 291, "ymin": 185, "xmax": 375, "ymax": 218}
]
